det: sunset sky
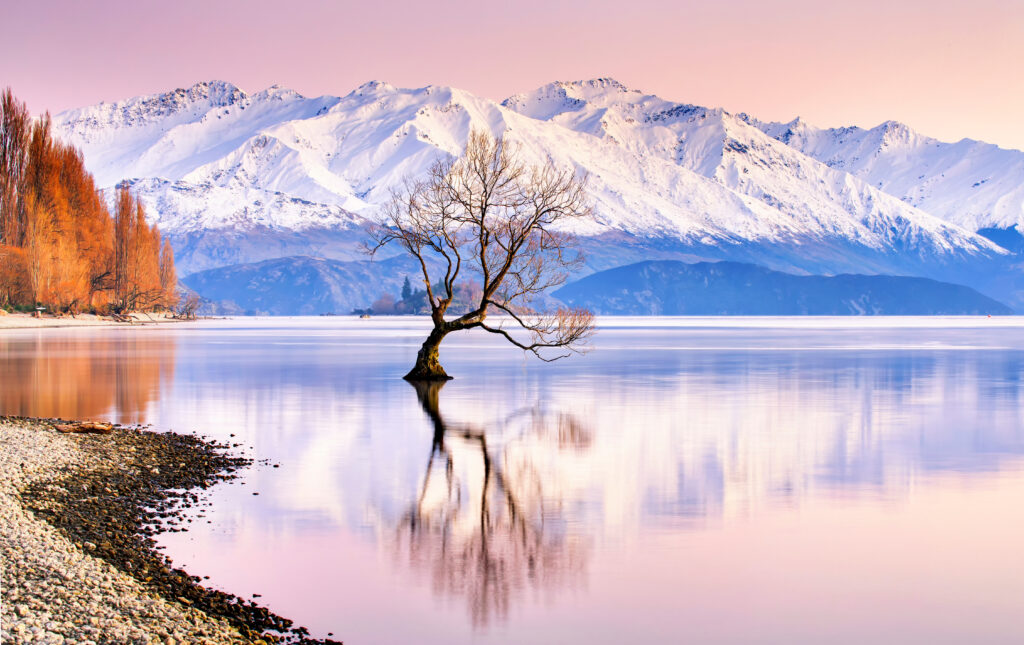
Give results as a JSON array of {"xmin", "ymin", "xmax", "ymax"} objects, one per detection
[{"xmin": 3, "ymin": 0, "xmax": 1023, "ymax": 149}]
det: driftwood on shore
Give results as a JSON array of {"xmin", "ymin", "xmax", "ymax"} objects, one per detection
[{"xmin": 54, "ymin": 421, "xmax": 114, "ymax": 435}]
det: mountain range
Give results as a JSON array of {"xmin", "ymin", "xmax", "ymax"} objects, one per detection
[
  {"xmin": 555, "ymin": 260, "xmax": 1012, "ymax": 316},
  {"xmin": 51, "ymin": 79, "xmax": 1024, "ymax": 313}
]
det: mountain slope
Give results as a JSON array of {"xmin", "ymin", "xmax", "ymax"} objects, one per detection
[
  {"xmin": 113, "ymin": 177, "xmax": 370, "ymax": 273},
  {"xmin": 745, "ymin": 116, "xmax": 1024, "ymax": 233},
  {"xmin": 54, "ymin": 80, "xmax": 1006, "ymax": 258},
  {"xmin": 55, "ymin": 81, "xmax": 342, "ymax": 194},
  {"xmin": 51, "ymin": 79, "xmax": 1024, "ymax": 309},
  {"xmin": 503, "ymin": 80, "xmax": 1001, "ymax": 258},
  {"xmin": 554, "ymin": 260, "xmax": 1014, "ymax": 315},
  {"xmin": 181, "ymin": 255, "xmax": 426, "ymax": 316}
]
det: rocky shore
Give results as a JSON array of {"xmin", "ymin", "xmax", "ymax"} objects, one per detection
[{"xmin": 0, "ymin": 417, "xmax": 340, "ymax": 645}]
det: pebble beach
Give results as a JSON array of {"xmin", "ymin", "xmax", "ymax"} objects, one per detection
[{"xmin": 0, "ymin": 417, "xmax": 339, "ymax": 645}]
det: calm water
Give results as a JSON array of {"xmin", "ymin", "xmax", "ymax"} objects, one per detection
[{"xmin": 3, "ymin": 317, "xmax": 1024, "ymax": 644}]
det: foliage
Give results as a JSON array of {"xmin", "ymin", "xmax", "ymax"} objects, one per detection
[
  {"xmin": 0, "ymin": 87, "xmax": 175, "ymax": 313},
  {"xmin": 368, "ymin": 279, "xmax": 482, "ymax": 316},
  {"xmin": 175, "ymin": 293, "xmax": 201, "ymax": 320}
]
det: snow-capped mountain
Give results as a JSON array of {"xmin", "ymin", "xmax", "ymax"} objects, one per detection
[
  {"xmin": 51, "ymin": 79, "xmax": 1023, "ymax": 308},
  {"xmin": 501, "ymin": 79, "xmax": 1002, "ymax": 256},
  {"xmin": 745, "ymin": 115, "xmax": 1024, "ymax": 233}
]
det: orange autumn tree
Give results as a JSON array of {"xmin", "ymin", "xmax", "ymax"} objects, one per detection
[
  {"xmin": 1, "ymin": 89, "xmax": 29, "ymax": 247},
  {"xmin": 158, "ymin": 238, "xmax": 178, "ymax": 309},
  {"xmin": 0, "ymin": 244, "xmax": 29, "ymax": 305},
  {"xmin": 112, "ymin": 188, "xmax": 172, "ymax": 312},
  {"xmin": 0, "ymin": 87, "xmax": 175, "ymax": 313},
  {"xmin": 0, "ymin": 88, "xmax": 31, "ymax": 306}
]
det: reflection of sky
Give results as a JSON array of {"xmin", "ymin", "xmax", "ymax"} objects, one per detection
[
  {"xmin": 4, "ymin": 317, "xmax": 1024, "ymax": 643},
  {"xmin": 148, "ymin": 319, "xmax": 1024, "ymax": 534}
]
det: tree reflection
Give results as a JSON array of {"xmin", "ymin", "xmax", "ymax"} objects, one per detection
[
  {"xmin": 0, "ymin": 333, "xmax": 175, "ymax": 424},
  {"xmin": 397, "ymin": 381, "xmax": 590, "ymax": 627}
]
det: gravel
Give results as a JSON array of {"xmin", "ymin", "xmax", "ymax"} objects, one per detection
[{"xmin": 0, "ymin": 417, "xmax": 341, "ymax": 644}]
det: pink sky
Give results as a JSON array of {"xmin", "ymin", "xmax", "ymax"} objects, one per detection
[{"xmin": 3, "ymin": 0, "xmax": 1023, "ymax": 149}]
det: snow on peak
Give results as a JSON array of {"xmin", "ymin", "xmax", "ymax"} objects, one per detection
[
  {"xmin": 876, "ymin": 119, "xmax": 910, "ymax": 132},
  {"xmin": 559, "ymin": 77, "xmax": 633, "ymax": 96},
  {"xmin": 501, "ymin": 77, "xmax": 640, "ymax": 117},
  {"xmin": 746, "ymin": 113, "xmax": 1024, "ymax": 231},
  {"xmin": 122, "ymin": 79, "xmax": 247, "ymax": 115},
  {"xmin": 872, "ymin": 120, "xmax": 916, "ymax": 147},
  {"xmin": 502, "ymin": 83, "xmax": 587, "ymax": 120},
  {"xmin": 349, "ymin": 80, "xmax": 398, "ymax": 97},
  {"xmin": 253, "ymin": 84, "xmax": 304, "ymax": 102},
  {"xmin": 178, "ymin": 80, "xmax": 247, "ymax": 106},
  {"xmin": 54, "ymin": 80, "xmax": 248, "ymax": 138},
  {"xmin": 50, "ymin": 78, "xmax": 1018, "ymax": 266},
  {"xmin": 504, "ymin": 79, "xmax": 715, "ymax": 139}
]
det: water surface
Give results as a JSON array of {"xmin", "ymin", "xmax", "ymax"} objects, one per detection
[{"xmin": 3, "ymin": 317, "xmax": 1023, "ymax": 644}]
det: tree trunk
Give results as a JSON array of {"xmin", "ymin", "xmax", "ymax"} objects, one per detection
[{"xmin": 404, "ymin": 326, "xmax": 452, "ymax": 381}]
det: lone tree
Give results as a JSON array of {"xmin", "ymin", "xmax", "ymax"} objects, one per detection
[{"xmin": 371, "ymin": 130, "xmax": 595, "ymax": 381}]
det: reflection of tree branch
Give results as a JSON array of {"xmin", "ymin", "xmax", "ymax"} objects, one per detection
[
  {"xmin": 410, "ymin": 381, "xmax": 454, "ymax": 530},
  {"xmin": 399, "ymin": 381, "xmax": 590, "ymax": 627}
]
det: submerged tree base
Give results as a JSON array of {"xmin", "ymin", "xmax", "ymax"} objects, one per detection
[
  {"xmin": 403, "ymin": 366, "xmax": 454, "ymax": 382},
  {"xmin": 404, "ymin": 331, "xmax": 453, "ymax": 381}
]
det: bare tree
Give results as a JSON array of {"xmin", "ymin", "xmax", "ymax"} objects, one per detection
[
  {"xmin": 371, "ymin": 130, "xmax": 596, "ymax": 380},
  {"xmin": 175, "ymin": 293, "xmax": 201, "ymax": 320}
]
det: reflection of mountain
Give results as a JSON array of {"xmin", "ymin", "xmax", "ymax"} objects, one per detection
[
  {"xmin": 396, "ymin": 382, "xmax": 588, "ymax": 626},
  {"xmin": 0, "ymin": 331, "xmax": 176, "ymax": 424},
  {"xmin": 16, "ymin": 323, "xmax": 1021, "ymax": 534},
  {"xmin": 9, "ymin": 321, "xmax": 1024, "ymax": 542},
  {"xmin": 534, "ymin": 346, "xmax": 1024, "ymax": 527},
  {"xmin": 10, "ymin": 321, "xmax": 1024, "ymax": 639},
  {"xmin": 156, "ymin": 324, "xmax": 1024, "ymax": 535}
]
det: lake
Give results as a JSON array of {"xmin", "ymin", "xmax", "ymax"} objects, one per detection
[{"xmin": 2, "ymin": 317, "xmax": 1023, "ymax": 644}]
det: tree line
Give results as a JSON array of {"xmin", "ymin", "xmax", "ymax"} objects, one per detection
[
  {"xmin": 0, "ymin": 88, "xmax": 175, "ymax": 314},
  {"xmin": 360, "ymin": 276, "xmax": 484, "ymax": 316}
]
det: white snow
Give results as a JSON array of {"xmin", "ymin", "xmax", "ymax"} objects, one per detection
[
  {"xmin": 52, "ymin": 79, "xmax": 1013, "ymax": 258},
  {"xmin": 746, "ymin": 115, "xmax": 1024, "ymax": 232}
]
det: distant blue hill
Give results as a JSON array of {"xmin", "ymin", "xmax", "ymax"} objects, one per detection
[
  {"xmin": 554, "ymin": 260, "xmax": 1014, "ymax": 315},
  {"xmin": 182, "ymin": 255, "xmax": 424, "ymax": 316}
]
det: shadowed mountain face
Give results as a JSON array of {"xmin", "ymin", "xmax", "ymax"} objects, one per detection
[
  {"xmin": 182, "ymin": 254, "xmax": 1016, "ymax": 316},
  {"xmin": 978, "ymin": 225, "xmax": 1024, "ymax": 255},
  {"xmin": 554, "ymin": 260, "xmax": 1015, "ymax": 315},
  {"xmin": 166, "ymin": 224, "xmax": 372, "ymax": 276},
  {"xmin": 180, "ymin": 254, "xmax": 428, "ymax": 315}
]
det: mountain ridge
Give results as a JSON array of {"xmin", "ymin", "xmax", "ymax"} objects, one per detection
[
  {"xmin": 53, "ymin": 79, "xmax": 1018, "ymax": 246},
  {"xmin": 554, "ymin": 260, "xmax": 1015, "ymax": 316},
  {"xmin": 50, "ymin": 78, "xmax": 1024, "ymax": 308}
]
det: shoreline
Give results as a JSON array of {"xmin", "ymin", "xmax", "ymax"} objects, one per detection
[
  {"xmin": 0, "ymin": 311, "xmax": 194, "ymax": 330},
  {"xmin": 0, "ymin": 416, "xmax": 340, "ymax": 644}
]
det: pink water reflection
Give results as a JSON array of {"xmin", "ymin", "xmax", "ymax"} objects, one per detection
[{"xmin": 4, "ymin": 317, "xmax": 1024, "ymax": 643}]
